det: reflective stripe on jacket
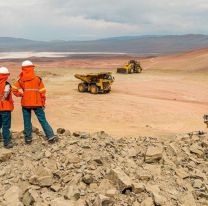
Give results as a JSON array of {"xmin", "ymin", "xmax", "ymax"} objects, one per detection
[{"xmin": 12, "ymin": 76, "xmax": 46, "ymax": 107}]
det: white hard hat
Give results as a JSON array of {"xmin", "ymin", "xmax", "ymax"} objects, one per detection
[
  {"xmin": 0, "ymin": 67, "xmax": 10, "ymax": 74},
  {"xmin": 22, "ymin": 60, "xmax": 34, "ymax": 67}
]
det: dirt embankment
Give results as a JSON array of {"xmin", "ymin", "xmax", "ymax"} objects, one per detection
[{"xmin": 0, "ymin": 129, "xmax": 208, "ymax": 205}]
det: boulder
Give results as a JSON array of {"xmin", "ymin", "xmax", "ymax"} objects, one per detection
[
  {"xmin": 108, "ymin": 167, "xmax": 132, "ymax": 193},
  {"xmin": 82, "ymin": 174, "xmax": 94, "ymax": 185},
  {"xmin": 64, "ymin": 185, "xmax": 80, "ymax": 200},
  {"xmin": 193, "ymin": 179, "xmax": 203, "ymax": 189},
  {"xmin": 141, "ymin": 197, "xmax": 154, "ymax": 206},
  {"xmin": 145, "ymin": 145, "xmax": 163, "ymax": 163},
  {"xmin": 37, "ymin": 175, "xmax": 53, "ymax": 187},
  {"xmin": 57, "ymin": 128, "xmax": 66, "ymax": 135},
  {"xmin": 190, "ymin": 144, "xmax": 204, "ymax": 158},
  {"xmin": 22, "ymin": 190, "xmax": 35, "ymax": 206},
  {"xmin": 73, "ymin": 131, "xmax": 90, "ymax": 139},
  {"xmin": 94, "ymin": 194, "xmax": 114, "ymax": 206},
  {"xmin": 181, "ymin": 192, "xmax": 196, "ymax": 206},
  {"xmin": 44, "ymin": 150, "xmax": 52, "ymax": 158},
  {"xmin": 133, "ymin": 182, "xmax": 145, "ymax": 194},
  {"xmin": 29, "ymin": 167, "xmax": 53, "ymax": 187},
  {"xmin": 145, "ymin": 185, "xmax": 167, "ymax": 205},
  {"xmin": 3, "ymin": 186, "xmax": 23, "ymax": 206},
  {"xmin": 50, "ymin": 197, "xmax": 75, "ymax": 206},
  {"xmin": 0, "ymin": 149, "xmax": 13, "ymax": 162}
]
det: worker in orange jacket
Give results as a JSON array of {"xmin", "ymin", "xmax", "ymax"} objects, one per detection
[
  {"xmin": 12, "ymin": 60, "xmax": 57, "ymax": 144},
  {"xmin": 0, "ymin": 67, "xmax": 14, "ymax": 148}
]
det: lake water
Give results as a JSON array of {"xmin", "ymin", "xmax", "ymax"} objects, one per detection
[{"xmin": 0, "ymin": 52, "xmax": 127, "ymax": 59}]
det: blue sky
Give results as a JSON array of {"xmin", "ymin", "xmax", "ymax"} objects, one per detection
[{"xmin": 0, "ymin": 0, "xmax": 207, "ymax": 41}]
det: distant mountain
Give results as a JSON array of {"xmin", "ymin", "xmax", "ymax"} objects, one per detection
[{"xmin": 0, "ymin": 35, "xmax": 208, "ymax": 55}]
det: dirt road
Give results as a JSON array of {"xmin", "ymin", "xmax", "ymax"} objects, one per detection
[{"xmin": 2, "ymin": 49, "xmax": 208, "ymax": 137}]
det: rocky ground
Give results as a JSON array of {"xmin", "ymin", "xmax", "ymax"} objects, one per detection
[{"xmin": 0, "ymin": 129, "xmax": 208, "ymax": 206}]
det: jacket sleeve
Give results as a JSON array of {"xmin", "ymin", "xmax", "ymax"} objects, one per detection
[
  {"xmin": 39, "ymin": 80, "xmax": 46, "ymax": 106},
  {"xmin": 12, "ymin": 81, "xmax": 23, "ymax": 97}
]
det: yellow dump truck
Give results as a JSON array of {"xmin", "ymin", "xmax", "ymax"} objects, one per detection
[
  {"xmin": 74, "ymin": 72, "xmax": 114, "ymax": 94},
  {"xmin": 117, "ymin": 60, "xmax": 143, "ymax": 74}
]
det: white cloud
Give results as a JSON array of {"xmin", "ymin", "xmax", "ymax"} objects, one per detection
[{"xmin": 0, "ymin": 0, "xmax": 207, "ymax": 40}]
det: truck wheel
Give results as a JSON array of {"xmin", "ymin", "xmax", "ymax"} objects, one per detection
[
  {"xmin": 78, "ymin": 83, "xmax": 87, "ymax": 92},
  {"xmin": 105, "ymin": 89, "xmax": 111, "ymax": 94},
  {"xmin": 90, "ymin": 85, "xmax": 99, "ymax": 94}
]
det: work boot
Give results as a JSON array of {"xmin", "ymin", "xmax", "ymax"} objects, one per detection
[
  {"xmin": 48, "ymin": 135, "xmax": 58, "ymax": 143},
  {"xmin": 25, "ymin": 138, "xmax": 32, "ymax": 145},
  {"xmin": 4, "ymin": 142, "xmax": 13, "ymax": 149}
]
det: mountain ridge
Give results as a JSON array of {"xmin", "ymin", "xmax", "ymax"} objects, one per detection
[{"xmin": 0, "ymin": 34, "xmax": 208, "ymax": 55}]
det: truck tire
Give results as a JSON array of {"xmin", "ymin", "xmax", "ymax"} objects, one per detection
[
  {"xmin": 138, "ymin": 68, "xmax": 142, "ymax": 73},
  {"xmin": 78, "ymin": 83, "xmax": 87, "ymax": 92},
  {"xmin": 90, "ymin": 84, "xmax": 99, "ymax": 94}
]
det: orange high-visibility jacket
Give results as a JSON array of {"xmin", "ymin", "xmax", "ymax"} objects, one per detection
[
  {"xmin": 0, "ymin": 82, "xmax": 14, "ymax": 111},
  {"xmin": 12, "ymin": 76, "xmax": 46, "ymax": 107}
]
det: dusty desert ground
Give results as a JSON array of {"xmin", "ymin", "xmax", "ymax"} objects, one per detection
[{"xmin": 1, "ymin": 49, "xmax": 208, "ymax": 138}]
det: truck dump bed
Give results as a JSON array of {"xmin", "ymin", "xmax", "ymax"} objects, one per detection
[{"xmin": 74, "ymin": 72, "xmax": 112, "ymax": 83}]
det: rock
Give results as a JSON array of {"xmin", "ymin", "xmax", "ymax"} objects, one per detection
[
  {"xmin": 145, "ymin": 145, "xmax": 163, "ymax": 163},
  {"xmin": 26, "ymin": 189, "xmax": 40, "ymax": 204},
  {"xmin": 51, "ymin": 183, "xmax": 61, "ymax": 192},
  {"xmin": 3, "ymin": 186, "xmax": 23, "ymax": 206},
  {"xmin": 145, "ymin": 185, "xmax": 167, "ymax": 205},
  {"xmin": 64, "ymin": 130, "xmax": 71, "ymax": 136},
  {"xmin": 50, "ymin": 197, "xmax": 75, "ymax": 206},
  {"xmin": 181, "ymin": 192, "xmax": 196, "ymax": 206},
  {"xmin": 80, "ymin": 132, "xmax": 90, "ymax": 139},
  {"xmin": 0, "ymin": 149, "xmax": 13, "ymax": 162},
  {"xmin": 190, "ymin": 144, "xmax": 204, "ymax": 158},
  {"xmin": 136, "ymin": 168, "xmax": 152, "ymax": 181},
  {"xmin": 22, "ymin": 190, "xmax": 35, "ymax": 206},
  {"xmin": 38, "ymin": 175, "xmax": 53, "ymax": 187},
  {"xmin": 98, "ymin": 179, "xmax": 115, "ymax": 194},
  {"xmin": 141, "ymin": 197, "xmax": 154, "ymax": 206},
  {"xmin": 29, "ymin": 167, "xmax": 53, "ymax": 187},
  {"xmin": 73, "ymin": 131, "xmax": 80, "ymax": 137},
  {"xmin": 82, "ymin": 174, "xmax": 93, "ymax": 185},
  {"xmin": 193, "ymin": 179, "xmax": 203, "ymax": 188},
  {"xmin": 73, "ymin": 131, "xmax": 90, "ymax": 139},
  {"xmin": 108, "ymin": 167, "xmax": 132, "ymax": 193},
  {"xmin": 94, "ymin": 194, "xmax": 114, "ymax": 206},
  {"xmin": 32, "ymin": 126, "xmax": 39, "ymax": 134},
  {"xmin": 45, "ymin": 150, "xmax": 52, "ymax": 158},
  {"xmin": 66, "ymin": 154, "xmax": 81, "ymax": 164},
  {"xmin": 105, "ymin": 189, "xmax": 118, "ymax": 197},
  {"xmin": 57, "ymin": 128, "xmax": 66, "ymax": 135},
  {"xmin": 0, "ymin": 168, "xmax": 6, "ymax": 177},
  {"xmin": 90, "ymin": 183, "xmax": 98, "ymax": 190},
  {"xmin": 65, "ymin": 185, "xmax": 80, "ymax": 200},
  {"xmin": 132, "ymin": 201, "xmax": 140, "ymax": 206},
  {"xmin": 63, "ymin": 174, "xmax": 73, "ymax": 183},
  {"xmin": 32, "ymin": 152, "xmax": 44, "ymax": 161},
  {"xmin": 128, "ymin": 148, "xmax": 138, "ymax": 157},
  {"xmin": 133, "ymin": 182, "xmax": 145, "ymax": 194},
  {"xmin": 175, "ymin": 168, "xmax": 189, "ymax": 179}
]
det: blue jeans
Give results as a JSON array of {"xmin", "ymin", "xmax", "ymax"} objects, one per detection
[
  {"xmin": 22, "ymin": 107, "xmax": 54, "ymax": 141},
  {"xmin": 0, "ymin": 111, "xmax": 11, "ymax": 146}
]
